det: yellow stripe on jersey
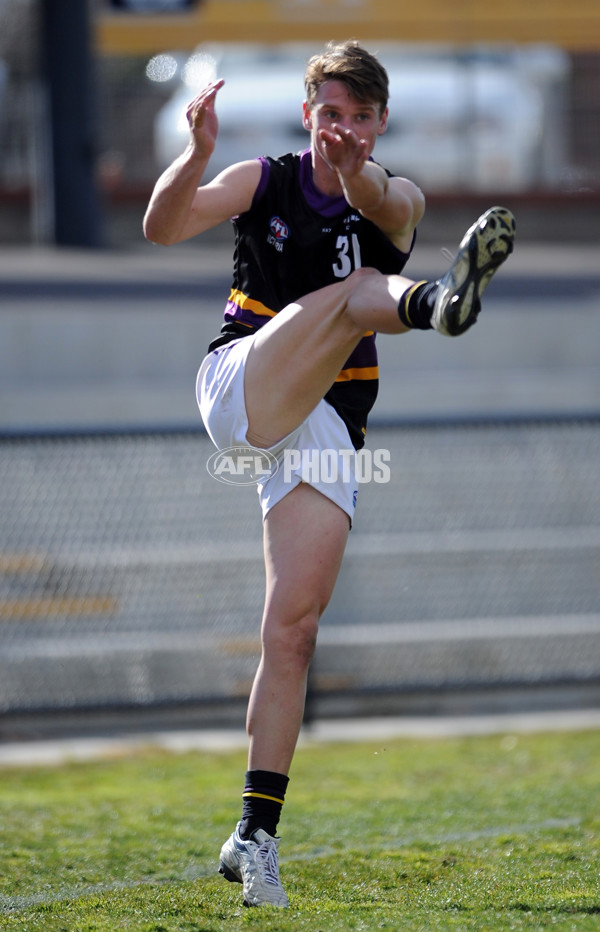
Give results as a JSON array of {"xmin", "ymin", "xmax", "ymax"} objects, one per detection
[
  {"xmin": 229, "ymin": 289, "xmax": 277, "ymax": 318},
  {"xmin": 335, "ymin": 366, "xmax": 379, "ymax": 382}
]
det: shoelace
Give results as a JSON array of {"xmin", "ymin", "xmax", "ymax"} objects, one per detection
[{"xmin": 255, "ymin": 839, "xmax": 281, "ymax": 887}]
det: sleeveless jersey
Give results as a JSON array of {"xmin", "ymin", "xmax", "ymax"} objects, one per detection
[{"xmin": 208, "ymin": 149, "xmax": 414, "ymax": 449}]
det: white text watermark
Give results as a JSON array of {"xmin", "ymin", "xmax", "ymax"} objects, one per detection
[{"xmin": 206, "ymin": 446, "xmax": 391, "ymax": 486}]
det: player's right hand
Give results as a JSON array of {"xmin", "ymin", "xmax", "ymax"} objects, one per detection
[{"xmin": 185, "ymin": 79, "xmax": 225, "ymax": 160}]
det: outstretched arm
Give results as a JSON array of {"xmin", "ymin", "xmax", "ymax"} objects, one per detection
[
  {"xmin": 317, "ymin": 123, "xmax": 425, "ymax": 252},
  {"xmin": 144, "ymin": 79, "xmax": 261, "ymax": 245}
]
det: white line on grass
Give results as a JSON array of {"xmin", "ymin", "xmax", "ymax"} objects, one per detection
[{"xmin": 0, "ymin": 817, "xmax": 582, "ymax": 915}]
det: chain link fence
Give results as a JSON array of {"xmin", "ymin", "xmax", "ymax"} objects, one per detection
[{"xmin": 1, "ymin": 419, "xmax": 599, "ymax": 723}]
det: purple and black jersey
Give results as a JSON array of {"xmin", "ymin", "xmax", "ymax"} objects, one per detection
[{"xmin": 208, "ymin": 149, "xmax": 414, "ymax": 449}]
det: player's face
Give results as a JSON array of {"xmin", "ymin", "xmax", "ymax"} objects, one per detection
[{"xmin": 302, "ymin": 80, "xmax": 388, "ymax": 154}]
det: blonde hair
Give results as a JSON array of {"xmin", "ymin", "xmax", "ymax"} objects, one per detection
[{"xmin": 304, "ymin": 40, "xmax": 389, "ymax": 115}]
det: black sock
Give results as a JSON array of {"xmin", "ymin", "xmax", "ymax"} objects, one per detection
[
  {"xmin": 397, "ymin": 280, "xmax": 438, "ymax": 330},
  {"xmin": 239, "ymin": 769, "xmax": 289, "ymax": 839}
]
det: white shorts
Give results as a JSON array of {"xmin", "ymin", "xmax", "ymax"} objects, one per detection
[{"xmin": 196, "ymin": 337, "xmax": 359, "ymax": 522}]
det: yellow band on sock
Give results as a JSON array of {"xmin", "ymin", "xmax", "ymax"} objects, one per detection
[
  {"xmin": 242, "ymin": 791, "xmax": 285, "ymax": 804},
  {"xmin": 402, "ymin": 280, "xmax": 428, "ymax": 327}
]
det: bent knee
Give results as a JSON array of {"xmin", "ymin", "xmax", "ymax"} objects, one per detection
[
  {"xmin": 341, "ymin": 267, "xmax": 382, "ymax": 300},
  {"xmin": 348, "ymin": 267, "xmax": 382, "ymax": 284},
  {"xmin": 339, "ymin": 267, "xmax": 385, "ymax": 327}
]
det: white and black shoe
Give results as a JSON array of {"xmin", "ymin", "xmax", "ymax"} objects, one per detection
[
  {"xmin": 219, "ymin": 822, "xmax": 289, "ymax": 907},
  {"xmin": 432, "ymin": 206, "xmax": 516, "ymax": 337}
]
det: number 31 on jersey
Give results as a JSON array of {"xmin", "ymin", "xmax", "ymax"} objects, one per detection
[{"xmin": 332, "ymin": 234, "xmax": 362, "ymax": 278}]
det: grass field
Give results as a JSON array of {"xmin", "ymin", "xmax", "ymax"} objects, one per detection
[{"xmin": 0, "ymin": 726, "xmax": 599, "ymax": 931}]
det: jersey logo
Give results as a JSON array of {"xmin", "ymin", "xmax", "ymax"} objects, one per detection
[
  {"xmin": 269, "ymin": 216, "xmax": 289, "ymax": 240},
  {"xmin": 267, "ymin": 216, "xmax": 289, "ymax": 252}
]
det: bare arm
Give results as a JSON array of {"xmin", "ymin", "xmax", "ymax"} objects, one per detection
[
  {"xmin": 317, "ymin": 124, "xmax": 425, "ymax": 252},
  {"xmin": 143, "ymin": 80, "xmax": 262, "ymax": 245}
]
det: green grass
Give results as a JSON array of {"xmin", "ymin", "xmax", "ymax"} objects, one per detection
[{"xmin": 0, "ymin": 728, "xmax": 599, "ymax": 930}]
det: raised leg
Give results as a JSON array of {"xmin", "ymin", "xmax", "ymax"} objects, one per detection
[{"xmin": 243, "ymin": 267, "xmax": 412, "ymax": 448}]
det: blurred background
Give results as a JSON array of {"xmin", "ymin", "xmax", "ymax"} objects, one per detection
[
  {"xmin": 1, "ymin": 0, "xmax": 600, "ymax": 245},
  {"xmin": 0, "ymin": 0, "xmax": 598, "ymax": 741}
]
